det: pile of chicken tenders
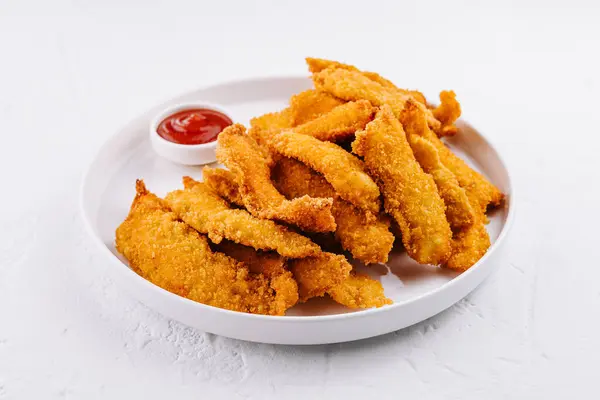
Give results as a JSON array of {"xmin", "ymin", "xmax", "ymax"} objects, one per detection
[{"xmin": 116, "ymin": 58, "xmax": 504, "ymax": 316}]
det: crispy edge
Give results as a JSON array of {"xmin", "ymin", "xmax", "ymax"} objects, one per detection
[
  {"xmin": 204, "ymin": 160, "xmax": 391, "ymax": 262},
  {"xmin": 250, "ymin": 108, "xmax": 294, "ymax": 132},
  {"xmin": 202, "ymin": 167, "xmax": 244, "ymax": 206},
  {"xmin": 403, "ymin": 99, "xmax": 500, "ymax": 270},
  {"xmin": 409, "ymin": 135, "xmax": 475, "ymax": 230},
  {"xmin": 267, "ymin": 130, "xmax": 381, "ymax": 215},
  {"xmin": 407, "ymin": 133, "xmax": 492, "ymax": 271},
  {"xmin": 288, "ymin": 252, "xmax": 352, "ymax": 302},
  {"xmin": 400, "ymin": 100, "xmax": 475, "ymax": 230},
  {"xmin": 212, "ymin": 240, "xmax": 286, "ymax": 277},
  {"xmin": 212, "ymin": 240, "xmax": 299, "ymax": 310},
  {"xmin": 306, "ymin": 57, "xmax": 426, "ymax": 103},
  {"xmin": 312, "ymin": 67, "xmax": 442, "ymax": 133},
  {"xmin": 288, "ymin": 89, "xmax": 345, "ymax": 126},
  {"xmin": 327, "ymin": 272, "xmax": 392, "ymax": 308},
  {"xmin": 216, "ymin": 124, "xmax": 336, "ymax": 233},
  {"xmin": 353, "ymin": 106, "xmax": 452, "ymax": 265},
  {"xmin": 272, "ymin": 157, "xmax": 394, "ymax": 264},
  {"xmin": 419, "ymin": 121, "xmax": 504, "ymax": 213},
  {"xmin": 444, "ymin": 190, "xmax": 491, "ymax": 271},
  {"xmin": 432, "ymin": 90, "xmax": 462, "ymax": 137},
  {"xmin": 249, "ymin": 89, "xmax": 344, "ymax": 144},
  {"xmin": 115, "ymin": 180, "xmax": 292, "ymax": 315},
  {"xmin": 164, "ymin": 177, "xmax": 321, "ymax": 258},
  {"xmin": 293, "ymin": 100, "xmax": 375, "ymax": 142}
]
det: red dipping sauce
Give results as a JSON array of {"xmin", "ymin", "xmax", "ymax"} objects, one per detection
[{"xmin": 157, "ymin": 108, "xmax": 232, "ymax": 145}]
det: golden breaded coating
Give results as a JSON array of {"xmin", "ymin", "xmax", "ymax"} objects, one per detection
[
  {"xmin": 212, "ymin": 240, "xmax": 286, "ymax": 277},
  {"xmin": 307, "ymin": 57, "xmax": 399, "ymax": 90},
  {"xmin": 164, "ymin": 177, "xmax": 320, "ymax": 258},
  {"xmin": 249, "ymin": 108, "xmax": 295, "ymax": 151},
  {"xmin": 408, "ymin": 137, "xmax": 492, "ymax": 271},
  {"xmin": 250, "ymin": 109, "xmax": 294, "ymax": 132},
  {"xmin": 293, "ymin": 100, "xmax": 374, "ymax": 142},
  {"xmin": 444, "ymin": 204, "xmax": 491, "ymax": 271},
  {"xmin": 330, "ymin": 201, "xmax": 393, "ymax": 264},
  {"xmin": 306, "ymin": 57, "xmax": 426, "ymax": 104},
  {"xmin": 271, "ymin": 157, "xmax": 335, "ymax": 200},
  {"xmin": 288, "ymin": 252, "xmax": 352, "ymax": 302},
  {"xmin": 433, "ymin": 90, "xmax": 462, "ymax": 137},
  {"xmin": 288, "ymin": 89, "xmax": 344, "ymax": 126},
  {"xmin": 214, "ymin": 240, "xmax": 387, "ymax": 309},
  {"xmin": 406, "ymin": 90, "xmax": 427, "ymax": 105},
  {"xmin": 204, "ymin": 160, "xmax": 391, "ymax": 263},
  {"xmin": 212, "ymin": 240, "xmax": 299, "ymax": 310},
  {"xmin": 249, "ymin": 88, "xmax": 348, "ymax": 134},
  {"xmin": 306, "ymin": 57, "xmax": 359, "ymax": 74},
  {"xmin": 114, "ymin": 58, "xmax": 506, "ymax": 315},
  {"xmin": 418, "ymin": 123, "xmax": 504, "ymax": 214},
  {"xmin": 268, "ymin": 272, "xmax": 301, "ymax": 313},
  {"xmin": 312, "ymin": 67, "xmax": 442, "ymax": 133},
  {"xmin": 202, "ymin": 167, "xmax": 244, "ymax": 206},
  {"xmin": 353, "ymin": 106, "xmax": 452, "ymax": 265},
  {"xmin": 409, "ymin": 135, "xmax": 475, "ymax": 229},
  {"xmin": 272, "ymin": 157, "xmax": 394, "ymax": 264},
  {"xmin": 400, "ymin": 101, "xmax": 475, "ymax": 230},
  {"xmin": 266, "ymin": 130, "xmax": 381, "ymax": 215},
  {"xmin": 401, "ymin": 100, "xmax": 498, "ymax": 270},
  {"xmin": 216, "ymin": 124, "xmax": 336, "ymax": 233},
  {"xmin": 328, "ymin": 272, "xmax": 392, "ymax": 308},
  {"xmin": 115, "ymin": 180, "xmax": 293, "ymax": 315}
]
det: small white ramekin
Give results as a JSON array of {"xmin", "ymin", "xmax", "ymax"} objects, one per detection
[{"xmin": 149, "ymin": 102, "xmax": 233, "ymax": 165}]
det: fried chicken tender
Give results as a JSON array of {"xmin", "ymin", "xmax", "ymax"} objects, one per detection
[
  {"xmin": 205, "ymin": 159, "xmax": 392, "ymax": 263},
  {"xmin": 288, "ymin": 89, "xmax": 344, "ymax": 126},
  {"xmin": 432, "ymin": 90, "xmax": 462, "ymax": 137},
  {"xmin": 204, "ymin": 165, "xmax": 339, "ymax": 252},
  {"xmin": 306, "ymin": 57, "xmax": 426, "ymax": 104},
  {"xmin": 249, "ymin": 90, "xmax": 353, "ymax": 146},
  {"xmin": 115, "ymin": 180, "xmax": 294, "ymax": 315},
  {"xmin": 164, "ymin": 177, "xmax": 320, "ymax": 258},
  {"xmin": 212, "ymin": 240, "xmax": 286, "ymax": 276},
  {"xmin": 248, "ymin": 89, "xmax": 343, "ymax": 141},
  {"xmin": 216, "ymin": 124, "xmax": 336, "ymax": 233},
  {"xmin": 398, "ymin": 102, "xmax": 492, "ymax": 270},
  {"xmin": 328, "ymin": 272, "xmax": 392, "ymax": 308},
  {"xmin": 250, "ymin": 89, "xmax": 345, "ymax": 133},
  {"xmin": 272, "ymin": 157, "xmax": 394, "ymax": 264},
  {"xmin": 215, "ymin": 240, "xmax": 388, "ymax": 309},
  {"xmin": 202, "ymin": 167, "xmax": 244, "ymax": 206},
  {"xmin": 211, "ymin": 240, "xmax": 299, "ymax": 309},
  {"xmin": 409, "ymin": 135, "xmax": 474, "ymax": 229},
  {"xmin": 400, "ymin": 101, "xmax": 475, "ymax": 230},
  {"xmin": 292, "ymin": 100, "xmax": 374, "ymax": 142},
  {"xmin": 265, "ymin": 130, "xmax": 381, "ymax": 215},
  {"xmin": 353, "ymin": 106, "xmax": 452, "ymax": 265},
  {"xmin": 248, "ymin": 106, "xmax": 295, "ymax": 151},
  {"xmin": 307, "ymin": 57, "xmax": 397, "ymax": 88},
  {"xmin": 417, "ymin": 121, "xmax": 504, "ymax": 214},
  {"xmin": 312, "ymin": 67, "xmax": 442, "ymax": 133},
  {"xmin": 250, "ymin": 109, "xmax": 293, "ymax": 132},
  {"xmin": 444, "ymin": 203, "xmax": 491, "ymax": 271},
  {"xmin": 288, "ymin": 252, "xmax": 352, "ymax": 302}
]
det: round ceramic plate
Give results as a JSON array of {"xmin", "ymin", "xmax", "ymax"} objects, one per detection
[{"xmin": 81, "ymin": 76, "xmax": 514, "ymax": 345}]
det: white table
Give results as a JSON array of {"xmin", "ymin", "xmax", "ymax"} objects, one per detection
[{"xmin": 1, "ymin": 1, "xmax": 599, "ymax": 398}]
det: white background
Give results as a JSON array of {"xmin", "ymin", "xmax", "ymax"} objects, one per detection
[{"xmin": 1, "ymin": 0, "xmax": 599, "ymax": 398}]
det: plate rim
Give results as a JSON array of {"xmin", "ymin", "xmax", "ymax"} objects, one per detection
[{"xmin": 79, "ymin": 75, "xmax": 516, "ymax": 323}]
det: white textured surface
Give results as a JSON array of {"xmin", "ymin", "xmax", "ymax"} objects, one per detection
[{"xmin": 1, "ymin": 1, "xmax": 599, "ymax": 398}]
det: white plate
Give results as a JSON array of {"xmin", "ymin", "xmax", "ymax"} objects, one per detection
[{"xmin": 80, "ymin": 76, "xmax": 514, "ymax": 345}]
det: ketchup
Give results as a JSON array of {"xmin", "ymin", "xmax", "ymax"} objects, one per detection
[{"xmin": 157, "ymin": 109, "xmax": 232, "ymax": 145}]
